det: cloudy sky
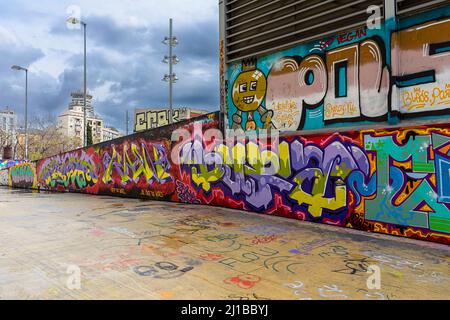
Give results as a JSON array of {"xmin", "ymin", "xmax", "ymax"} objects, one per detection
[{"xmin": 0, "ymin": 0, "xmax": 219, "ymax": 133}]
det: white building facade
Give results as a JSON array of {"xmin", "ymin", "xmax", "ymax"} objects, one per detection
[
  {"xmin": 0, "ymin": 107, "xmax": 17, "ymax": 133},
  {"xmin": 102, "ymin": 126, "xmax": 121, "ymax": 142},
  {"xmin": 58, "ymin": 92, "xmax": 121, "ymax": 145},
  {"xmin": 0, "ymin": 107, "xmax": 17, "ymax": 144}
]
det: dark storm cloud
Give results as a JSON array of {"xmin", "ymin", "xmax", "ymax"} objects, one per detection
[
  {"xmin": 61, "ymin": 14, "xmax": 219, "ymax": 130},
  {"xmin": 175, "ymin": 21, "xmax": 219, "ymax": 63},
  {"xmin": 0, "ymin": 43, "xmax": 55, "ymax": 121},
  {"xmin": 50, "ymin": 15, "xmax": 153, "ymax": 54},
  {"xmin": 1, "ymin": 7, "xmax": 219, "ymax": 132}
]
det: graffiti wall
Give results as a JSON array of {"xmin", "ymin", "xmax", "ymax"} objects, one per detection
[
  {"xmin": 0, "ymin": 160, "xmax": 27, "ymax": 188},
  {"xmin": 181, "ymin": 125, "xmax": 450, "ymax": 244},
  {"xmin": 7, "ymin": 162, "xmax": 37, "ymax": 189},
  {"xmin": 2, "ymin": 111, "xmax": 437, "ymax": 245},
  {"xmin": 0, "ymin": 169, "xmax": 8, "ymax": 186},
  {"xmin": 2, "ymin": 7, "xmax": 449, "ymax": 246},
  {"xmin": 36, "ymin": 112, "xmax": 219, "ymax": 203},
  {"xmin": 226, "ymin": 7, "xmax": 450, "ymax": 131},
  {"xmin": 0, "ymin": 160, "xmax": 23, "ymax": 171}
]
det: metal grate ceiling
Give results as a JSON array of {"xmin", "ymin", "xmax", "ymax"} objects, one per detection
[
  {"xmin": 397, "ymin": 0, "xmax": 450, "ymax": 16},
  {"xmin": 225, "ymin": 0, "xmax": 384, "ymax": 63},
  {"xmin": 224, "ymin": 0, "xmax": 450, "ymax": 63}
]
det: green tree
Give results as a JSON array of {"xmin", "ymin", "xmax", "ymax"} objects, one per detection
[{"xmin": 86, "ymin": 123, "xmax": 93, "ymax": 146}]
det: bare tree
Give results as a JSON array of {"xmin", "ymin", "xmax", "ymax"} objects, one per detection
[
  {"xmin": 15, "ymin": 114, "xmax": 82, "ymax": 161},
  {"xmin": 0, "ymin": 128, "xmax": 15, "ymax": 159}
]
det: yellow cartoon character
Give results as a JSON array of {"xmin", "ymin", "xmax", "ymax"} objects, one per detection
[{"xmin": 232, "ymin": 58, "xmax": 272, "ymax": 130}]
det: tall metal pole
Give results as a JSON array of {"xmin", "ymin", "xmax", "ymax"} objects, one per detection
[
  {"xmin": 126, "ymin": 109, "xmax": 129, "ymax": 135},
  {"xmin": 162, "ymin": 18, "xmax": 178, "ymax": 124},
  {"xmin": 83, "ymin": 22, "xmax": 87, "ymax": 147},
  {"xmin": 11, "ymin": 65, "xmax": 29, "ymax": 159},
  {"xmin": 219, "ymin": 0, "xmax": 228, "ymax": 136},
  {"xmin": 25, "ymin": 69, "xmax": 28, "ymax": 160},
  {"xmin": 169, "ymin": 18, "xmax": 173, "ymax": 125}
]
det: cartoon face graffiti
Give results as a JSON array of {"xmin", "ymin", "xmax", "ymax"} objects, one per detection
[
  {"xmin": 231, "ymin": 58, "xmax": 273, "ymax": 131},
  {"xmin": 232, "ymin": 69, "xmax": 267, "ymax": 113}
]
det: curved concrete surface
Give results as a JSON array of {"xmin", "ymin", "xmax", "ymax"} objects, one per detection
[{"xmin": 0, "ymin": 187, "xmax": 449, "ymax": 300}]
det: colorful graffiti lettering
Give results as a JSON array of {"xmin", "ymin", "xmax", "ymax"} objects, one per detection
[
  {"xmin": 391, "ymin": 18, "xmax": 450, "ymax": 117},
  {"xmin": 2, "ymin": 8, "xmax": 450, "ymax": 247},
  {"xmin": 181, "ymin": 135, "xmax": 369, "ymax": 221},
  {"xmin": 9, "ymin": 163, "xmax": 36, "ymax": 189},
  {"xmin": 1, "ymin": 112, "xmax": 448, "ymax": 245},
  {"xmin": 102, "ymin": 141, "xmax": 171, "ymax": 186},
  {"xmin": 0, "ymin": 160, "xmax": 22, "ymax": 171},
  {"xmin": 177, "ymin": 123, "xmax": 449, "ymax": 244},
  {"xmin": 228, "ymin": 13, "xmax": 450, "ymax": 131},
  {"xmin": 349, "ymin": 128, "xmax": 450, "ymax": 234},
  {"xmin": 38, "ymin": 150, "xmax": 98, "ymax": 190},
  {"xmin": 36, "ymin": 138, "xmax": 176, "ymax": 199}
]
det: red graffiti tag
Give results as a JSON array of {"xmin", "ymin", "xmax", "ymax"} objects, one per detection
[
  {"xmin": 224, "ymin": 274, "xmax": 261, "ymax": 289},
  {"xmin": 200, "ymin": 253, "xmax": 224, "ymax": 261},
  {"xmin": 247, "ymin": 235, "xmax": 279, "ymax": 245}
]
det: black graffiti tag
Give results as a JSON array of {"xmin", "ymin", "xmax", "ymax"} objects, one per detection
[{"xmin": 133, "ymin": 261, "xmax": 195, "ymax": 279}]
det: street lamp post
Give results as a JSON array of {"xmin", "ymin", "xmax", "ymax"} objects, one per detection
[
  {"xmin": 11, "ymin": 65, "xmax": 28, "ymax": 160},
  {"xmin": 162, "ymin": 18, "xmax": 179, "ymax": 125},
  {"xmin": 67, "ymin": 17, "xmax": 88, "ymax": 147},
  {"xmin": 126, "ymin": 109, "xmax": 129, "ymax": 135}
]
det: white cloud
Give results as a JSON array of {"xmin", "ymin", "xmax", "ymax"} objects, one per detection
[
  {"xmin": 187, "ymin": 68, "xmax": 214, "ymax": 80},
  {"xmin": 0, "ymin": 25, "xmax": 20, "ymax": 45},
  {"xmin": 91, "ymin": 81, "xmax": 122, "ymax": 103}
]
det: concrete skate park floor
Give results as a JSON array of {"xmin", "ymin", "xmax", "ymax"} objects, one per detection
[{"xmin": 0, "ymin": 187, "xmax": 448, "ymax": 300}]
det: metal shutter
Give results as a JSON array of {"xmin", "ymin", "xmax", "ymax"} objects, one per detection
[
  {"xmin": 225, "ymin": 0, "xmax": 384, "ymax": 63},
  {"xmin": 397, "ymin": 0, "xmax": 450, "ymax": 17}
]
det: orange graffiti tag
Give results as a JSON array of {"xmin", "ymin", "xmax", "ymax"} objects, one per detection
[
  {"xmin": 200, "ymin": 253, "xmax": 224, "ymax": 261},
  {"xmin": 224, "ymin": 274, "xmax": 261, "ymax": 289},
  {"xmin": 247, "ymin": 235, "xmax": 279, "ymax": 245},
  {"xmin": 325, "ymin": 101, "xmax": 358, "ymax": 118},
  {"xmin": 401, "ymin": 84, "xmax": 450, "ymax": 111}
]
